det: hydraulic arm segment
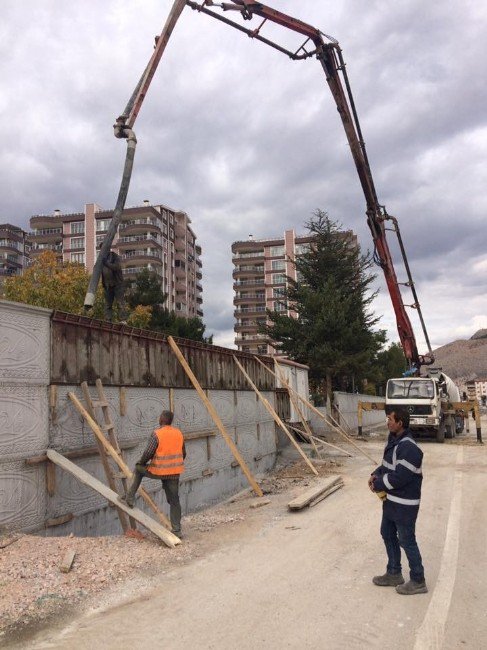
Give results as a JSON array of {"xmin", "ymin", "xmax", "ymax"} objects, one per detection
[{"xmin": 88, "ymin": 0, "xmax": 433, "ymax": 372}]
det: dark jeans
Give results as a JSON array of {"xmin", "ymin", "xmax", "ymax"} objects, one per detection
[
  {"xmin": 380, "ymin": 513, "xmax": 425, "ymax": 582},
  {"xmin": 103, "ymin": 284, "xmax": 126, "ymax": 321},
  {"xmin": 132, "ymin": 464, "xmax": 182, "ymax": 532}
]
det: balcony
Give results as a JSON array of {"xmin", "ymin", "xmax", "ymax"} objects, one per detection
[
  {"xmin": 233, "ymin": 265, "xmax": 265, "ymax": 276},
  {"xmin": 233, "ymin": 278, "xmax": 265, "ymax": 287},
  {"xmin": 30, "ymin": 243, "xmax": 62, "ymax": 254},
  {"xmin": 235, "ymin": 333, "xmax": 268, "ymax": 342},
  {"xmin": 118, "ymin": 234, "xmax": 161, "ymax": 248},
  {"xmin": 234, "ymin": 292, "xmax": 265, "ymax": 300},
  {"xmin": 122, "ymin": 265, "xmax": 163, "ymax": 277},
  {"xmin": 232, "ymin": 250, "xmax": 265, "ymax": 260},
  {"xmin": 234, "ymin": 306, "xmax": 267, "ymax": 315},
  {"xmin": 120, "ymin": 251, "xmax": 162, "ymax": 264}
]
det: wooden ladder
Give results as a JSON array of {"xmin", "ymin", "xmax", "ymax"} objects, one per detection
[{"xmin": 81, "ymin": 379, "xmax": 136, "ymax": 532}]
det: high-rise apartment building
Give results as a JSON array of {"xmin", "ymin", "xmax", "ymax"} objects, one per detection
[
  {"xmin": 29, "ymin": 201, "xmax": 203, "ymax": 318},
  {"xmin": 0, "ymin": 223, "xmax": 30, "ymax": 291},
  {"xmin": 232, "ymin": 228, "xmax": 357, "ymax": 355}
]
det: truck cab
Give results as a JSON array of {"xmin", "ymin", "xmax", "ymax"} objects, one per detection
[{"xmin": 385, "ymin": 375, "xmax": 458, "ymax": 442}]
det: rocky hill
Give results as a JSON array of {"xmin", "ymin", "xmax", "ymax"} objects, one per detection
[{"xmin": 431, "ymin": 329, "xmax": 487, "ymax": 383}]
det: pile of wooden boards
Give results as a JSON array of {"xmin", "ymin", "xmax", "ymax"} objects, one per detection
[{"xmin": 287, "ymin": 475, "xmax": 344, "ymax": 510}]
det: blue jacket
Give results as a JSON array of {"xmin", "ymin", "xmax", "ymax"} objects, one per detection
[{"xmin": 373, "ymin": 429, "xmax": 423, "ymax": 523}]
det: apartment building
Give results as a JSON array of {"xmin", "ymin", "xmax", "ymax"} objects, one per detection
[
  {"xmin": 466, "ymin": 378, "xmax": 487, "ymax": 405},
  {"xmin": 232, "ymin": 229, "xmax": 314, "ymax": 355},
  {"xmin": 29, "ymin": 201, "xmax": 203, "ymax": 318},
  {"xmin": 232, "ymin": 228, "xmax": 357, "ymax": 355},
  {"xmin": 0, "ymin": 223, "xmax": 30, "ymax": 291}
]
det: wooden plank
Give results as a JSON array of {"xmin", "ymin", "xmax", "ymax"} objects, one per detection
[
  {"xmin": 308, "ymin": 481, "xmax": 344, "ymax": 507},
  {"xmin": 183, "ymin": 429, "xmax": 217, "ymax": 441},
  {"xmin": 249, "ymin": 498, "xmax": 271, "ymax": 509},
  {"xmin": 273, "ymin": 360, "xmax": 323, "ymax": 459},
  {"xmin": 275, "ymin": 363, "xmax": 379, "ymax": 467},
  {"xmin": 119, "ymin": 387, "xmax": 127, "ymax": 416},
  {"xmin": 45, "ymin": 513, "xmax": 74, "ymax": 528},
  {"xmin": 168, "ymin": 336, "xmax": 263, "ymax": 497},
  {"xmin": 25, "ymin": 440, "xmax": 138, "ymax": 465},
  {"xmin": 60, "ymin": 549, "xmax": 76, "ymax": 573},
  {"xmin": 0, "ymin": 534, "xmax": 20, "ymax": 549},
  {"xmin": 47, "ymin": 450, "xmax": 180, "ymax": 548},
  {"xmin": 46, "ymin": 460, "xmax": 56, "ymax": 496},
  {"xmin": 80, "ymin": 382, "xmax": 129, "ymax": 532},
  {"xmin": 288, "ymin": 475, "xmax": 342, "ymax": 510},
  {"xmin": 49, "ymin": 384, "xmax": 58, "ymax": 424},
  {"xmin": 232, "ymin": 355, "xmax": 318, "ymax": 477},
  {"xmin": 95, "ymin": 378, "xmax": 137, "ymax": 530},
  {"xmin": 68, "ymin": 392, "xmax": 172, "ymax": 531}
]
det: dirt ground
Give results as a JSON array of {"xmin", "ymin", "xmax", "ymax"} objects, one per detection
[
  {"xmin": 0, "ymin": 443, "xmax": 345, "ymax": 644},
  {"xmin": 1, "ymin": 420, "xmax": 484, "ymax": 648}
]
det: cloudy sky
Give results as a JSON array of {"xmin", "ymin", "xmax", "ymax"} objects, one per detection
[{"xmin": 1, "ymin": 0, "xmax": 486, "ymax": 353}]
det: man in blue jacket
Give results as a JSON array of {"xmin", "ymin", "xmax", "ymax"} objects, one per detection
[{"xmin": 369, "ymin": 407, "xmax": 428, "ymax": 595}]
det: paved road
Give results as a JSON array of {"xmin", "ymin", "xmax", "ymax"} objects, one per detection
[{"xmin": 22, "ymin": 433, "xmax": 487, "ymax": 649}]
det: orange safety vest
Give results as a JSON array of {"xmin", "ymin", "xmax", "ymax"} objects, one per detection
[{"xmin": 148, "ymin": 425, "xmax": 184, "ymax": 476}]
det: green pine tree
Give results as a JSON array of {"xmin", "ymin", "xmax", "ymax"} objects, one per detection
[{"xmin": 262, "ymin": 210, "xmax": 385, "ymax": 404}]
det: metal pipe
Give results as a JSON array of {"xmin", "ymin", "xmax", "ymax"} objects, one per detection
[{"xmin": 84, "ymin": 130, "xmax": 137, "ymax": 309}]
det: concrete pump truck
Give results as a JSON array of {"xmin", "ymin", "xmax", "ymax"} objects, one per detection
[{"xmin": 84, "ymin": 0, "xmax": 481, "ymax": 442}]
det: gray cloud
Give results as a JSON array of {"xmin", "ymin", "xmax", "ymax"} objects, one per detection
[{"xmin": 1, "ymin": 0, "xmax": 486, "ymax": 352}]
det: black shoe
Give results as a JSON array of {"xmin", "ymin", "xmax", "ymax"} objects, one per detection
[
  {"xmin": 171, "ymin": 529, "xmax": 183, "ymax": 539},
  {"xmin": 118, "ymin": 494, "xmax": 135, "ymax": 508},
  {"xmin": 372, "ymin": 573, "xmax": 405, "ymax": 587},
  {"xmin": 396, "ymin": 579, "xmax": 428, "ymax": 595}
]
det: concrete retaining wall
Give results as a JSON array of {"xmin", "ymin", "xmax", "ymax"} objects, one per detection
[
  {"xmin": 333, "ymin": 391, "xmax": 385, "ymax": 432},
  {"xmin": 0, "ymin": 300, "xmax": 280, "ymax": 537}
]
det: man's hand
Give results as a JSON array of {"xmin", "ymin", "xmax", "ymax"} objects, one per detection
[{"xmin": 368, "ymin": 475, "xmax": 377, "ymax": 492}]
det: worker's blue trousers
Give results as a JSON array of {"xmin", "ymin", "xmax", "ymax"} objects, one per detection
[{"xmin": 380, "ymin": 513, "xmax": 425, "ymax": 582}]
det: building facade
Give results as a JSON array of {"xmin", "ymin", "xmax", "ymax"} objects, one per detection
[
  {"xmin": 232, "ymin": 229, "xmax": 314, "ymax": 355},
  {"xmin": 466, "ymin": 378, "xmax": 487, "ymax": 405},
  {"xmin": 29, "ymin": 201, "xmax": 203, "ymax": 318},
  {"xmin": 232, "ymin": 228, "xmax": 357, "ymax": 355},
  {"xmin": 0, "ymin": 223, "xmax": 30, "ymax": 291}
]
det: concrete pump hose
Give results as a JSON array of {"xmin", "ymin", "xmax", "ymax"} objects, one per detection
[{"xmin": 84, "ymin": 129, "xmax": 137, "ymax": 309}]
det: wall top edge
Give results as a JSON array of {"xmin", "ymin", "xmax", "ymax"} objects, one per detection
[{"xmin": 0, "ymin": 299, "xmax": 53, "ymax": 317}]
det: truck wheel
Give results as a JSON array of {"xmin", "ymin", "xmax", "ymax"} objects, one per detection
[{"xmin": 436, "ymin": 422, "xmax": 445, "ymax": 443}]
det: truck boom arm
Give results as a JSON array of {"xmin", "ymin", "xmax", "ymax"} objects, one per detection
[
  {"xmin": 90, "ymin": 0, "xmax": 434, "ymax": 370},
  {"xmin": 188, "ymin": 1, "xmax": 434, "ymax": 369}
]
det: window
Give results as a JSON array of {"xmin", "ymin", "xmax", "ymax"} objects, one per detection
[
  {"xmin": 270, "ymin": 245, "xmax": 284, "ymax": 257},
  {"xmin": 71, "ymin": 222, "xmax": 85, "ymax": 234},
  {"xmin": 272, "ymin": 273, "xmax": 286, "ymax": 284},
  {"xmin": 273, "ymin": 287, "xmax": 286, "ymax": 298},
  {"xmin": 96, "ymin": 219, "xmax": 112, "ymax": 232},
  {"xmin": 295, "ymin": 243, "xmax": 310, "ymax": 256},
  {"xmin": 271, "ymin": 259, "xmax": 285, "ymax": 270},
  {"xmin": 274, "ymin": 301, "xmax": 287, "ymax": 312},
  {"xmin": 70, "ymin": 237, "xmax": 85, "ymax": 250},
  {"xmin": 71, "ymin": 252, "xmax": 85, "ymax": 264}
]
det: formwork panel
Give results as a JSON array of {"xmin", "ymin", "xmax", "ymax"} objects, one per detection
[
  {"xmin": 0, "ymin": 461, "xmax": 46, "ymax": 532},
  {"xmin": 0, "ymin": 386, "xmax": 49, "ymax": 460},
  {"xmin": 0, "ymin": 301, "xmax": 50, "ymax": 385}
]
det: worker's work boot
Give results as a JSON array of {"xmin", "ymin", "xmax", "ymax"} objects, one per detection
[
  {"xmin": 122, "ymin": 471, "xmax": 143, "ymax": 508},
  {"xmin": 395, "ymin": 579, "xmax": 428, "ymax": 595},
  {"xmin": 372, "ymin": 573, "xmax": 405, "ymax": 587}
]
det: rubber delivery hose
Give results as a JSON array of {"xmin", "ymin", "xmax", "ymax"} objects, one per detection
[{"xmin": 83, "ymin": 129, "xmax": 137, "ymax": 310}]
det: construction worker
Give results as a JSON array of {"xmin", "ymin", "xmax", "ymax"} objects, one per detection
[
  {"xmin": 368, "ymin": 407, "xmax": 427, "ymax": 595},
  {"xmin": 101, "ymin": 250, "xmax": 126, "ymax": 322},
  {"xmin": 124, "ymin": 410, "xmax": 186, "ymax": 538}
]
